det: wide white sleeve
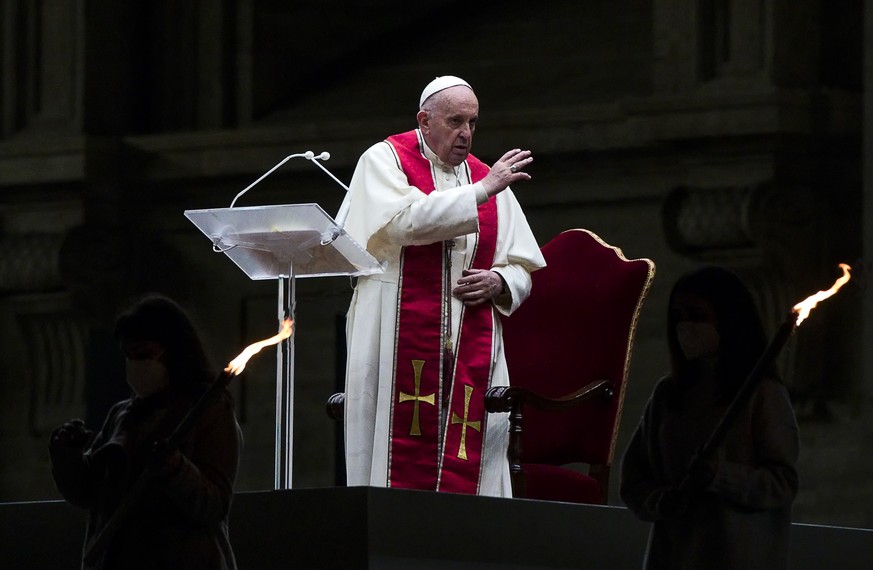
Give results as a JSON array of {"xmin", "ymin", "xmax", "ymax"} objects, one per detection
[
  {"xmin": 490, "ymin": 188, "xmax": 546, "ymax": 315},
  {"xmin": 343, "ymin": 142, "xmax": 480, "ymax": 256}
]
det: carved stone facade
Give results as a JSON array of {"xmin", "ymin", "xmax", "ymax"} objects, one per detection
[{"xmin": 1, "ymin": 0, "xmax": 869, "ymax": 528}]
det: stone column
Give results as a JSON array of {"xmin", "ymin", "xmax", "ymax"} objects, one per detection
[{"xmin": 864, "ymin": 0, "xmax": 873, "ymax": 401}]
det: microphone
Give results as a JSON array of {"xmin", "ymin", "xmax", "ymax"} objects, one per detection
[{"xmin": 229, "ymin": 151, "xmax": 339, "ymax": 208}]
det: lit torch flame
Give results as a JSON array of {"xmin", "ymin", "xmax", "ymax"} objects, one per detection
[
  {"xmin": 224, "ymin": 318, "xmax": 294, "ymax": 376},
  {"xmin": 792, "ymin": 264, "xmax": 851, "ymax": 327}
]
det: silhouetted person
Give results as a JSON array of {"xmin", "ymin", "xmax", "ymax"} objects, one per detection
[
  {"xmin": 50, "ymin": 294, "xmax": 242, "ymax": 569},
  {"xmin": 620, "ymin": 266, "xmax": 799, "ymax": 569}
]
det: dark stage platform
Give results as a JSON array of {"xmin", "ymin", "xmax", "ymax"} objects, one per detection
[{"xmin": 2, "ymin": 486, "xmax": 871, "ymax": 568}]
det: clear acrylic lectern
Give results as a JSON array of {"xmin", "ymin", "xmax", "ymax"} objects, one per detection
[{"xmin": 184, "ymin": 203, "xmax": 382, "ymax": 489}]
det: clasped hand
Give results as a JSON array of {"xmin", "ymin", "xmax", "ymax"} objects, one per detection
[
  {"xmin": 453, "ymin": 269, "xmax": 504, "ymax": 306},
  {"xmin": 50, "ymin": 419, "xmax": 93, "ymax": 448}
]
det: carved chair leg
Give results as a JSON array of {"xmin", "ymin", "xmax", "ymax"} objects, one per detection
[{"xmin": 507, "ymin": 403, "xmax": 526, "ymax": 498}]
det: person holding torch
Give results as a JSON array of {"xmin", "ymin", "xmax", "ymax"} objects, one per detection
[
  {"xmin": 620, "ymin": 266, "xmax": 800, "ymax": 570},
  {"xmin": 49, "ymin": 295, "xmax": 242, "ymax": 570}
]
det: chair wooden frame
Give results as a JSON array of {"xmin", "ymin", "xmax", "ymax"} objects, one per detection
[{"xmin": 484, "ymin": 380, "xmax": 615, "ymax": 501}]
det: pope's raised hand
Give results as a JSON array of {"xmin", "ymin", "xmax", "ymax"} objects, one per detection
[{"xmin": 481, "ymin": 149, "xmax": 533, "ymax": 197}]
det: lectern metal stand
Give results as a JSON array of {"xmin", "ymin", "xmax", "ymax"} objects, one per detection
[
  {"xmin": 276, "ymin": 272, "xmax": 294, "ymax": 489},
  {"xmin": 184, "ymin": 203, "xmax": 382, "ymax": 489}
]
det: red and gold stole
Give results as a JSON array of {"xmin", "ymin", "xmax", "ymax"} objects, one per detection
[{"xmin": 386, "ymin": 130, "xmax": 497, "ymax": 493}]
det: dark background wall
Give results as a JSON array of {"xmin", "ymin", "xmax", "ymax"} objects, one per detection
[{"xmin": 1, "ymin": 0, "xmax": 870, "ymax": 529}]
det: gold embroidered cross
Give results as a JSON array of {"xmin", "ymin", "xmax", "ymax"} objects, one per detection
[
  {"xmin": 398, "ymin": 359, "xmax": 435, "ymax": 436},
  {"xmin": 450, "ymin": 385, "xmax": 482, "ymax": 460}
]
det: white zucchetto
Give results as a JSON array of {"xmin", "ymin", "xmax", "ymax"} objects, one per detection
[{"xmin": 419, "ymin": 76, "xmax": 473, "ymax": 108}]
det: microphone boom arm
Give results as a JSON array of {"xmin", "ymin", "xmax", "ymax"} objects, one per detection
[
  {"xmin": 230, "ymin": 152, "xmax": 308, "ymax": 208},
  {"xmin": 307, "ymin": 154, "xmax": 352, "ymax": 228},
  {"xmin": 229, "ymin": 151, "xmax": 346, "ymax": 208},
  {"xmin": 227, "ymin": 150, "xmax": 352, "ymax": 244}
]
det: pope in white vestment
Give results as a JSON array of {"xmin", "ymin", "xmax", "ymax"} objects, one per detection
[{"xmin": 342, "ymin": 77, "xmax": 546, "ymax": 497}]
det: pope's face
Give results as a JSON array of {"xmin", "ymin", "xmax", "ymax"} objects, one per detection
[{"xmin": 418, "ymin": 86, "xmax": 479, "ymax": 167}]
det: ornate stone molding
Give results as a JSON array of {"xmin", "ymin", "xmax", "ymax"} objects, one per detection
[
  {"xmin": 663, "ymin": 182, "xmax": 817, "ymax": 254},
  {"xmin": 17, "ymin": 305, "xmax": 89, "ymax": 435}
]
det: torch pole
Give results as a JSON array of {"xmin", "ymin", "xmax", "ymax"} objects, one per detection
[
  {"xmin": 678, "ymin": 313, "xmax": 796, "ymax": 494},
  {"xmin": 83, "ymin": 370, "xmax": 235, "ymax": 566}
]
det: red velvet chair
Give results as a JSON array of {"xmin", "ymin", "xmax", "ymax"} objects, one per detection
[{"xmin": 485, "ymin": 229, "xmax": 654, "ymax": 504}]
